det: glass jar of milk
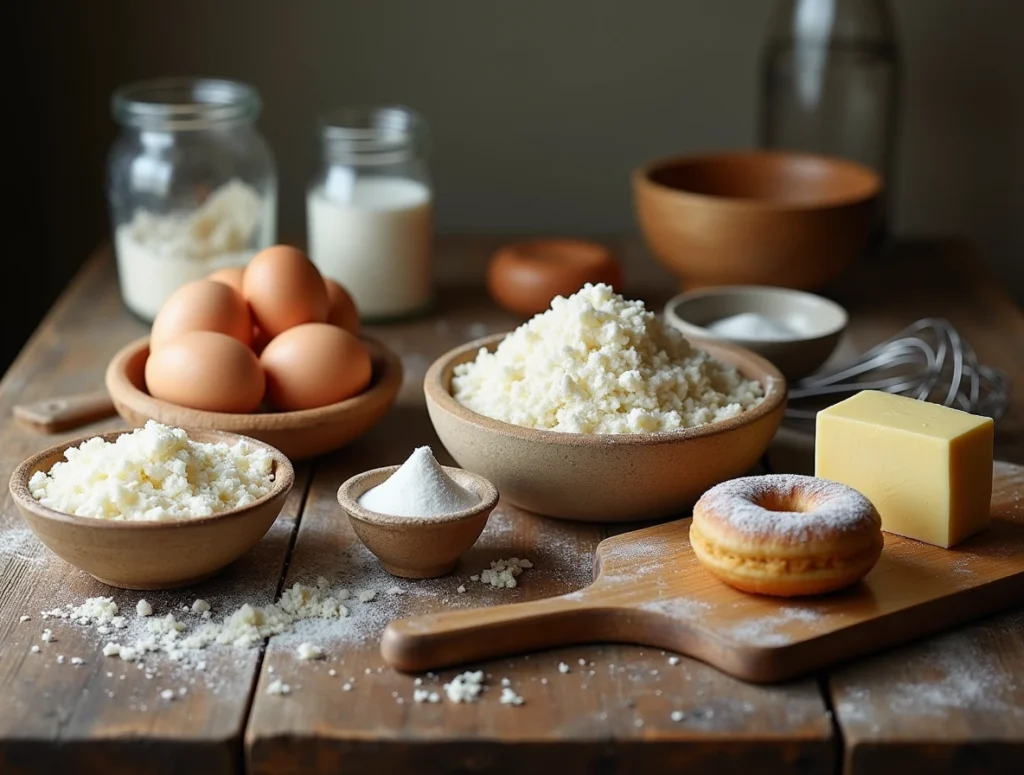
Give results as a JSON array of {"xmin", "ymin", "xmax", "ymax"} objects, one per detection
[
  {"xmin": 307, "ymin": 106, "xmax": 433, "ymax": 321},
  {"xmin": 107, "ymin": 78, "xmax": 277, "ymax": 320}
]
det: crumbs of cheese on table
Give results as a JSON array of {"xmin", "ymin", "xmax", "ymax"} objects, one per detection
[
  {"xmin": 28, "ymin": 421, "xmax": 273, "ymax": 521},
  {"xmin": 451, "ymin": 283, "xmax": 764, "ymax": 434}
]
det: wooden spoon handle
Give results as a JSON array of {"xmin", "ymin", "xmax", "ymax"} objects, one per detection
[
  {"xmin": 381, "ymin": 591, "xmax": 609, "ymax": 673},
  {"xmin": 13, "ymin": 391, "xmax": 117, "ymax": 433}
]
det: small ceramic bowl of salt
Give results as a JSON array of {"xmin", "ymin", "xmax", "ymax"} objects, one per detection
[
  {"xmin": 337, "ymin": 446, "xmax": 499, "ymax": 578},
  {"xmin": 664, "ymin": 285, "xmax": 848, "ymax": 381}
]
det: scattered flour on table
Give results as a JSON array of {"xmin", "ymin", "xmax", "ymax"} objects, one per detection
[
  {"xmin": 0, "ymin": 527, "xmax": 44, "ymax": 565},
  {"xmin": 724, "ymin": 607, "xmax": 823, "ymax": 646},
  {"xmin": 7, "ymin": 503, "xmax": 595, "ymax": 708},
  {"xmin": 638, "ymin": 598, "xmax": 713, "ymax": 619},
  {"xmin": 835, "ymin": 624, "xmax": 1024, "ymax": 727}
]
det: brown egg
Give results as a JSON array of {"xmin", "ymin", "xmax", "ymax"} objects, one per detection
[
  {"xmin": 145, "ymin": 331, "xmax": 265, "ymax": 413},
  {"xmin": 207, "ymin": 266, "xmax": 246, "ymax": 294},
  {"xmin": 487, "ymin": 239, "xmax": 624, "ymax": 317},
  {"xmin": 324, "ymin": 278, "xmax": 361, "ymax": 335},
  {"xmin": 243, "ymin": 245, "xmax": 329, "ymax": 338},
  {"xmin": 150, "ymin": 279, "xmax": 252, "ymax": 350},
  {"xmin": 260, "ymin": 323, "xmax": 371, "ymax": 411}
]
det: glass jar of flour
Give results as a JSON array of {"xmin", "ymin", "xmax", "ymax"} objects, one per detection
[
  {"xmin": 107, "ymin": 78, "xmax": 277, "ymax": 320},
  {"xmin": 307, "ymin": 106, "xmax": 433, "ymax": 321}
]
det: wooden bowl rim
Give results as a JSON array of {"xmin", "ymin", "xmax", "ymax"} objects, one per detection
[
  {"xmin": 105, "ymin": 334, "xmax": 403, "ymax": 431},
  {"xmin": 337, "ymin": 465, "xmax": 499, "ymax": 526},
  {"xmin": 664, "ymin": 285, "xmax": 849, "ymax": 345},
  {"xmin": 633, "ymin": 150, "xmax": 882, "ymax": 210},
  {"xmin": 9, "ymin": 428, "xmax": 295, "ymax": 530},
  {"xmin": 424, "ymin": 333, "xmax": 787, "ymax": 447}
]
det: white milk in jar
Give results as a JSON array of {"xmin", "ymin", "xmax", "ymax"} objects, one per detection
[
  {"xmin": 307, "ymin": 106, "xmax": 433, "ymax": 320},
  {"xmin": 307, "ymin": 177, "xmax": 432, "ymax": 320}
]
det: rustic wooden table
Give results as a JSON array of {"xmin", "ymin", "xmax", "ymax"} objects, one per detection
[{"xmin": 0, "ymin": 238, "xmax": 1021, "ymax": 775}]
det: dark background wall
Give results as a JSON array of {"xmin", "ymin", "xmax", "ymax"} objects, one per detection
[{"xmin": 7, "ymin": 0, "xmax": 1023, "ymax": 373}]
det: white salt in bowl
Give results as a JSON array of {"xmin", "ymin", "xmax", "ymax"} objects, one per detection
[
  {"xmin": 337, "ymin": 465, "xmax": 499, "ymax": 579},
  {"xmin": 665, "ymin": 286, "xmax": 847, "ymax": 381}
]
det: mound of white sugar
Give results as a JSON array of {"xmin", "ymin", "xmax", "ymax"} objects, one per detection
[
  {"xmin": 28, "ymin": 421, "xmax": 274, "ymax": 521},
  {"xmin": 358, "ymin": 446, "xmax": 479, "ymax": 517},
  {"xmin": 707, "ymin": 312, "xmax": 799, "ymax": 341},
  {"xmin": 451, "ymin": 283, "xmax": 764, "ymax": 434}
]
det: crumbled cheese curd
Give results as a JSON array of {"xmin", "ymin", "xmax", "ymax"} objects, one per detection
[
  {"xmin": 499, "ymin": 687, "xmax": 524, "ymax": 706},
  {"xmin": 296, "ymin": 643, "xmax": 323, "ymax": 660},
  {"xmin": 444, "ymin": 670, "xmax": 484, "ymax": 703},
  {"xmin": 478, "ymin": 558, "xmax": 533, "ymax": 589},
  {"xmin": 28, "ymin": 421, "xmax": 274, "ymax": 521},
  {"xmin": 451, "ymin": 284, "xmax": 764, "ymax": 434}
]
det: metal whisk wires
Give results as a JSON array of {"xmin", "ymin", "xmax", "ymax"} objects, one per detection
[{"xmin": 786, "ymin": 318, "xmax": 1010, "ymax": 420}]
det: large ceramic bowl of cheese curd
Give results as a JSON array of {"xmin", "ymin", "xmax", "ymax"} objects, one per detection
[{"xmin": 424, "ymin": 334, "xmax": 786, "ymax": 522}]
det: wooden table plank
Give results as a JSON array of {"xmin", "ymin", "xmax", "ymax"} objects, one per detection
[
  {"xmin": 1, "ymin": 237, "xmax": 1021, "ymax": 774},
  {"xmin": 0, "ymin": 254, "xmax": 306, "ymax": 774},
  {"xmin": 244, "ymin": 243, "xmax": 835, "ymax": 775}
]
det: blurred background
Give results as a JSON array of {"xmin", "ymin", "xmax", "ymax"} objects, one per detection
[{"xmin": 8, "ymin": 0, "xmax": 1023, "ymax": 371}]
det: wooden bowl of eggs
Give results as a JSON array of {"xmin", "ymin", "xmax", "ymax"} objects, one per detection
[{"xmin": 105, "ymin": 246, "xmax": 403, "ymax": 460}]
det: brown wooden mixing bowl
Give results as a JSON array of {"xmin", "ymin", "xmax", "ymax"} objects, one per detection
[
  {"xmin": 633, "ymin": 151, "xmax": 881, "ymax": 291},
  {"xmin": 487, "ymin": 239, "xmax": 623, "ymax": 317}
]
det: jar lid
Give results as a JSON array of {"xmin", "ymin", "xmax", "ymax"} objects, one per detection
[{"xmin": 112, "ymin": 78, "xmax": 261, "ymax": 131}]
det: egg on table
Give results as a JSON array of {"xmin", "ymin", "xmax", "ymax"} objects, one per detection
[
  {"xmin": 146, "ymin": 331, "xmax": 265, "ymax": 413},
  {"xmin": 150, "ymin": 279, "xmax": 252, "ymax": 350},
  {"xmin": 243, "ymin": 245, "xmax": 329, "ymax": 338},
  {"xmin": 260, "ymin": 323, "xmax": 371, "ymax": 411}
]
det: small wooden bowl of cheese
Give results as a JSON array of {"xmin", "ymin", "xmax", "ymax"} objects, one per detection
[{"xmin": 9, "ymin": 427, "xmax": 294, "ymax": 590}]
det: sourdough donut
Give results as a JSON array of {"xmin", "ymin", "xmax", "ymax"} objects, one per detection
[{"xmin": 690, "ymin": 475, "xmax": 883, "ymax": 597}]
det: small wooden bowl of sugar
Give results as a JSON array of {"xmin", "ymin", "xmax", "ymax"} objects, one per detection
[{"xmin": 337, "ymin": 448, "xmax": 499, "ymax": 579}]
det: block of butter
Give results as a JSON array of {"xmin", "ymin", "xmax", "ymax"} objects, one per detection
[{"xmin": 815, "ymin": 390, "xmax": 994, "ymax": 548}]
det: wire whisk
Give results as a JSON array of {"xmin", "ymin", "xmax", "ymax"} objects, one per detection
[{"xmin": 786, "ymin": 318, "xmax": 1010, "ymax": 421}]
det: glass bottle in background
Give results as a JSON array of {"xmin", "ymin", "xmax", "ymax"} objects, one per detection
[
  {"xmin": 760, "ymin": 0, "xmax": 900, "ymax": 246},
  {"xmin": 306, "ymin": 106, "xmax": 433, "ymax": 321},
  {"xmin": 107, "ymin": 78, "xmax": 277, "ymax": 320}
]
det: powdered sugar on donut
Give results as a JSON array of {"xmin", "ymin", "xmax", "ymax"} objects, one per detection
[{"xmin": 695, "ymin": 474, "xmax": 879, "ymax": 543}]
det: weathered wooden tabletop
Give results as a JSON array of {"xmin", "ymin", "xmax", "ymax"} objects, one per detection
[{"xmin": 0, "ymin": 237, "xmax": 1021, "ymax": 775}]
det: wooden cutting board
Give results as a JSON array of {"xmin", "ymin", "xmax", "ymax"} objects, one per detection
[{"xmin": 382, "ymin": 461, "xmax": 1024, "ymax": 683}]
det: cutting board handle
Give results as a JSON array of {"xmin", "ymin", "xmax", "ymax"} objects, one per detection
[
  {"xmin": 13, "ymin": 391, "xmax": 117, "ymax": 433},
  {"xmin": 381, "ymin": 589, "xmax": 611, "ymax": 673}
]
